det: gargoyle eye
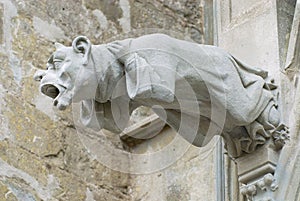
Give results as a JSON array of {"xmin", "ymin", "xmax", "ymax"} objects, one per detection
[{"xmin": 53, "ymin": 59, "xmax": 63, "ymax": 68}]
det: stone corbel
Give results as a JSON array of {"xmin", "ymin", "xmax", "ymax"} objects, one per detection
[
  {"xmin": 235, "ymin": 140, "xmax": 281, "ymax": 200},
  {"xmin": 233, "ymin": 111, "xmax": 289, "ymax": 201}
]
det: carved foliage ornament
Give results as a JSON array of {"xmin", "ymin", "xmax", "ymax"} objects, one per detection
[{"xmin": 240, "ymin": 173, "xmax": 278, "ymax": 201}]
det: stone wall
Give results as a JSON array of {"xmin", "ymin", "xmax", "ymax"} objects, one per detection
[
  {"xmin": 0, "ymin": 0, "xmax": 221, "ymax": 200},
  {"xmin": 216, "ymin": 0, "xmax": 300, "ymax": 200}
]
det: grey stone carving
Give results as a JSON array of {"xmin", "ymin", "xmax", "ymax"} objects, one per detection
[
  {"xmin": 34, "ymin": 33, "xmax": 289, "ymax": 157},
  {"xmin": 241, "ymin": 173, "xmax": 278, "ymax": 201}
]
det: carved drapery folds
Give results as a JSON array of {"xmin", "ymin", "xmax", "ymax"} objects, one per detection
[{"xmin": 223, "ymin": 78, "xmax": 289, "ymax": 157}]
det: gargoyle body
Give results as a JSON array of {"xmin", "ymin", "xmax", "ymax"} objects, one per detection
[{"xmin": 34, "ymin": 34, "xmax": 288, "ymax": 157}]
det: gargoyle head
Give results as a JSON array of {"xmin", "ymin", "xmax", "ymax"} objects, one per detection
[{"xmin": 34, "ymin": 36, "xmax": 98, "ymax": 110}]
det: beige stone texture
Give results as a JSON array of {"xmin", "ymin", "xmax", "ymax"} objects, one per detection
[{"xmin": 0, "ymin": 0, "xmax": 222, "ymax": 200}]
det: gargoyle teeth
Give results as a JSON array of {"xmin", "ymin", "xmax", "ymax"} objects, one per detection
[{"xmin": 53, "ymin": 93, "xmax": 72, "ymax": 111}]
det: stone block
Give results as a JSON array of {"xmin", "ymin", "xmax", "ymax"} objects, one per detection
[
  {"xmin": 236, "ymin": 143, "xmax": 280, "ymax": 184},
  {"xmin": 217, "ymin": 0, "xmax": 281, "ymax": 76}
]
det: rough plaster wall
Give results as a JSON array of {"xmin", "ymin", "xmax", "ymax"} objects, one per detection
[{"xmin": 0, "ymin": 0, "xmax": 211, "ymax": 200}]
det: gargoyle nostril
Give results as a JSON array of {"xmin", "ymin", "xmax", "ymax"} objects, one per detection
[
  {"xmin": 53, "ymin": 99, "xmax": 58, "ymax": 106},
  {"xmin": 33, "ymin": 70, "xmax": 47, "ymax": 81}
]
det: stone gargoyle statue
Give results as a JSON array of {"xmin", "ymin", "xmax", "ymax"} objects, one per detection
[{"xmin": 34, "ymin": 34, "xmax": 289, "ymax": 157}]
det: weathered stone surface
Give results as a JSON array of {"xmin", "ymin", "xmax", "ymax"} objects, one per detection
[
  {"xmin": 217, "ymin": 0, "xmax": 281, "ymax": 79},
  {"xmin": 0, "ymin": 181, "xmax": 18, "ymax": 201},
  {"xmin": 129, "ymin": 127, "xmax": 219, "ymax": 201},
  {"xmin": 0, "ymin": 0, "xmax": 213, "ymax": 200},
  {"xmin": 131, "ymin": 0, "xmax": 205, "ymax": 43},
  {"xmin": 0, "ymin": 0, "xmax": 135, "ymax": 200}
]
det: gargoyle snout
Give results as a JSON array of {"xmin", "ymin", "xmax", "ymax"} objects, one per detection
[{"xmin": 33, "ymin": 70, "xmax": 47, "ymax": 81}]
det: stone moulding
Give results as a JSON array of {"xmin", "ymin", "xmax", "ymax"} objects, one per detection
[
  {"xmin": 236, "ymin": 142, "xmax": 279, "ymax": 184},
  {"xmin": 285, "ymin": 0, "xmax": 300, "ymax": 72}
]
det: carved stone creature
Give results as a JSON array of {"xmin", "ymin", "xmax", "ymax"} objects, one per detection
[{"xmin": 34, "ymin": 34, "xmax": 288, "ymax": 157}]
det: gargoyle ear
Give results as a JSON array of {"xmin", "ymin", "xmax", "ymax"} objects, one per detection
[
  {"xmin": 55, "ymin": 42, "xmax": 65, "ymax": 49},
  {"xmin": 72, "ymin": 36, "xmax": 92, "ymax": 65}
]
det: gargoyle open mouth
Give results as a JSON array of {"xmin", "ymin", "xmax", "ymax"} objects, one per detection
[
  {"xmin": 40, "ymin": 83, "xmax": 71, "ymax": 110},
  {"xmin": 41, "ymin": 84, "xmax": 61, "ymax": 99},
  {"xmin": 41, "ymin": 84, "xmax": 66, "ymax": 99}
]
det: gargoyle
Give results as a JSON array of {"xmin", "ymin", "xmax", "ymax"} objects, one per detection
[{"xmin": 34, "ymin": 34, "xmax": 288, "ymax": 157}]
